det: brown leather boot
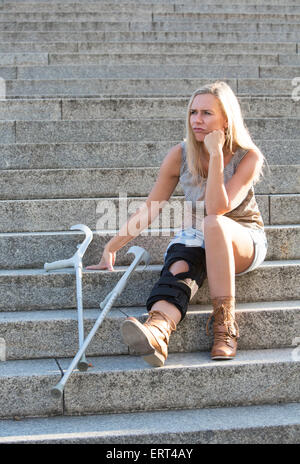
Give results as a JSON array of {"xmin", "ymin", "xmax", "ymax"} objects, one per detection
[
  {"xmin": 121, "ymin": 310, "xmax": 177, "ymax": 367},
  {"xmin": 206, "ymin": 296, "xmax": 239, "ymax": 360}
]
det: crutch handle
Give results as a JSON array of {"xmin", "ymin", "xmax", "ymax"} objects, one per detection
[
  {"xmin": 71, "ymin": 224, "xmax": 93, "ymax": 258},
  {"xmin": 44, "ymin": 224, "xmax": 93, "ymax": 271}
]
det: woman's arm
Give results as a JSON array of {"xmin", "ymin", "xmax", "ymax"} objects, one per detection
[
  {"xmin": 204, "ymin": 130, "xmax": 264, "ymax": 216},
  {"xmin": 86, "ymin": 143, "xmax": 181, "ymax": 270}
]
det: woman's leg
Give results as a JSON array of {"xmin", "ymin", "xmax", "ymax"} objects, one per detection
[
  {"xmin": 150, "ymin": 260, "xmax": 189, "ymax": 325},
  {"xmin": 121, "ymin": 243, "xmax": 206, "ymax": 366},
  {"xmin": 121, "ymin": 260, "xmax": 189, "ymax": 367},
  {"xmin": 123, "ymin": 261, "xmax": 187, "ymax": 365},
  {"xmin": 203, "ymin": 214, "xmax": 255, "ymax": 298},
  {"xmin": 203, "ymin": 214, "xmax": 255, "ymax": 359}
]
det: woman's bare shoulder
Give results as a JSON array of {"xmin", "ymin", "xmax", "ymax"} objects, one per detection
[
  {"xmin": 161, "ymin": 142, "xmax": 182, "ymax": 176},
  {"xmin": 239, "ymin": 148, "xmax": 264, "ymax": 169}
]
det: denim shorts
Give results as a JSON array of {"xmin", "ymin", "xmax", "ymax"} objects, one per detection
[{"xmin": 165, "ymin": 226, "xmax": 268, "ymax": 276}]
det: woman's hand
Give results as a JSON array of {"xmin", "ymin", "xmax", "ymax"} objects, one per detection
[
  {"xmin": 86, "ymin": 245, "xmax": 116, "ymax": 272},
  {"xmin": 204, "ymin": 129, "xmax": 225, "ymax": 156}
]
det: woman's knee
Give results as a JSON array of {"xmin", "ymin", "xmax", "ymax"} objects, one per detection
[
  {"xmin": 203, "ymin": 214, "xmax": 230, "ymax": 234},
  {"xmin": 168, "ymin": 259, "xmax": 189, "ymax": 275},
  {"xmin": 146, "ymin": 245, "xmax": 206, "ymax": 321}
]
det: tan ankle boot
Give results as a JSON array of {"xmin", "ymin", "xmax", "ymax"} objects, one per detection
[
  {"xmin": 121, "ymin": 310, "xmax": 177, "ymax": 367},
  {"xmin": 206, "ymin": 296, "xmax": 239, "ymax": 360}
]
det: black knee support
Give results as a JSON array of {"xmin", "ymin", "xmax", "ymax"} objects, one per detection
[{"xmin": 146, "ymin": 243, "xmax": 206, "ymax": 321}]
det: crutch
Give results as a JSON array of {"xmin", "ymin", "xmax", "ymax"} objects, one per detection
[
  {"xmin": 51, "ymin": 246, "xmax": 150, "ymax": 399},
  {"xmin": 44, "ymin": 224, "xmax": 93, "ymax": 372}
]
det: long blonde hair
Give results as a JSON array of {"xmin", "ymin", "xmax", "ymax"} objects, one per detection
[{"xmin": 185, "ymin": 81, "xmax": 266, "ymax": 184}]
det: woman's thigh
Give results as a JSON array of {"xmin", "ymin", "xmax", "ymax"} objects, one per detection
[{"xmin": 204, "ymin": 215, "xmax": 255, "ymax": 274}]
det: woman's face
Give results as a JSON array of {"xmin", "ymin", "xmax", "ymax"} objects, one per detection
[{"xmin": 189, "ymin": 93, "xmax": 228, "ymax": 142}]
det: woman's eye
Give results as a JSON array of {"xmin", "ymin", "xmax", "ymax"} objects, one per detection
[{"xmin": 190, "ymin": 110, "xmax": 211, "ymax": 115}]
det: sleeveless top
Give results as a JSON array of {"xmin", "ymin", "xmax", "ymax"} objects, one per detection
[{"xmin": 179, "ymin": 141, "xmax": 264, "ymax": 231}]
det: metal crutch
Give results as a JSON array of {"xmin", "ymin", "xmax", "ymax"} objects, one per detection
[
  {"xmin": 51, "ymin": 245, "xmax": 150, "ymax": 399},
  {"xmin": 44, "ymin": 224, "xmax": 93, "ymax": 372}
]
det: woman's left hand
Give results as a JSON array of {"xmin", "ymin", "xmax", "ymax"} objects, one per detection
[{"xmin": 204, "ymin": 129, "xmax": 225, "ymax": 156}]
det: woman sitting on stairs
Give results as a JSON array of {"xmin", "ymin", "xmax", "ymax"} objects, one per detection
[{"xmin": 87, "ymin": 80, "xmax": 268, "ymax": 367}]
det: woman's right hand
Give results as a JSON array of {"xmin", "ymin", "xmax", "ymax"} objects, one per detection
[{"xmin": 86, "ymin": 246, "xmax": 116, "ymax": 272}]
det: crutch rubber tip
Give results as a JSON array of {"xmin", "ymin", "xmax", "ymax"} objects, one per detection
[
  {"xmin": 77, "ymin": 361, "xmax": 89, "ymax": 372},
  {"xmin": 51, "ymin": 385, "xmax": 63, "ymax": 399}
]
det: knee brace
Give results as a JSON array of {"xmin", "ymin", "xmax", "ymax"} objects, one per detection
[{"xmin": 146, "ymin": 243, "xmax": 206, "ymax": 321}]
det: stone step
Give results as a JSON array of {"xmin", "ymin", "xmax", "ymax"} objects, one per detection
[
  {"xmin": 0, "ymin": 224, "xmax": 298, "ymax": 270},
  {"xmin": 75, "ymin": 42, "xmax": 299, "ymax": 54},
  {"xmin": 2, "ymin": 2, "xmax": 300, "ymax": 14},
  {"xmin": 3, "ymin": 64, "xmax": 300, "ymax": 82},
  {"xmin": 0, "ymin": 165, "xmax": 298, "ymax": 200},
  {"xmin": 260, "ymin": 65, "xmax": 300, "ymax": 78},
  {"xmin": 0, "ymin": 51, "xmax": 285, "ymax": 66},
  {"xmin": 11, "ymin": 64, "xmax": 265, "ymax": 79},
  {"xmin": 2, "ymin": 118, "xmax": 298, "ymax": 143},
  {"xmin": 0, "ymin": 2, "xmax": 172, "ymax": 13},
  {"xmin": 280, "ymin": 53, "xmax": 300, "ymax": 64},
  {"xmin": 270, "ymin": 194, "xmax": 300, "ymax": 225},
  {"xmin": 48, "ymin": 51, "xmax": 299, "ymax": 67},
  {"xmin": 3, "ymin": 77, "xmax": 298, "ymax": 98},
  {"xmin": 1, "ymin": 300, "xmax": 299, "ymax": 360},
  {"xmin": 0, "ymin": 347, "xmax": 299, "ymax": 418},
  {"xmin": 0, "ymin": 41, "xmax": 296, "ymax": 55},
  {"xmin": 0, "ymin": 260, "xmax": 298, "ymax": 311},
  {"xmin": 275, "ymin": 195, "xmax": 299, "ymax": 225},
  {"xmin": 0, "ymin": 31, "xmax": 300, "ymax": 43},
  {"xmin": 2, "ymin": 97, "xmax": 300, "ymax": 121},
  {"xmin": 0, "ymin": 193, "xmax": 298, "ymax": 232},
  {"xmin": 0, "ymin": 12, "xmax": 156, "ymax": 21},
  {"xmin": 39, "ymin": 349, "xmax": 300, "ymax": 417},
  {"xmin": 0, "ymin": 52, "xmax": 289, "ymax": 68},
  {"xmin": 3, "ymin": 0, "xmax": 300, "ymax": 5},
  {"xmin": 0, "ymin": 44, "xmax": 76, "ymax": 55},
  {"xmin": 0, "ymin": 139, "xmax": 298, "ymax": 169},
  {"xmin": 1, "ymin": 12, "xmax": 300, "ymax": 21},
  {"xmin": 0, "ymin": 21, "xmax": 300, "ymax": 33},
  {"xmin": 7, "ymin": 63, "xmax": 299, "ymax": 80},
  {"xmin": 155, "ymin": 13, "xmax": 300, "ymax": 23},
  {"xmin": 171, "ymin": 4, "xmax": 300, "ymax": 14},
  {"xmin": 1, "ymin": 53, "xmax": 300, "ymax": 69},
  {"xmin": 0, "ymin": 65, "xmax": 16, "ymax": 78},
  {"xmin": 0, "ymin": 402, "xmax": 299, "ymax": 444},
  {"xmin": 53, "ymin": 96, "xmax": 300, "ymax": 119}
]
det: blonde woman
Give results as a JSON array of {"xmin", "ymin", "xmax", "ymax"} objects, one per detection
[{"xmin": 87, "ymin": 81, "xmax": 268, "ymax": 366}]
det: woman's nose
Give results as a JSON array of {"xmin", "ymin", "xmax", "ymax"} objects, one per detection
[{"xmin": 195, "ymin": 113, "xmax": 203, "ymax": 123}]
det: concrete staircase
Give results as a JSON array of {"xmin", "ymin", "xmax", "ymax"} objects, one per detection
[{"xmin": 0, "ymin": 0, "xmax": 299, "ymax": 444}]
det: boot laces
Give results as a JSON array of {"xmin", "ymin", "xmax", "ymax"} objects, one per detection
[
  {"xmin": 146, "ymin": 310, "xmax": 177, "ymax": 341},
  {"xmin": 206, "ymin": 299, "xmax": 239, "ymax": 338},
  {"xmin": 213, "ymin": 331, "xmax": 236, "ymax": 347}
]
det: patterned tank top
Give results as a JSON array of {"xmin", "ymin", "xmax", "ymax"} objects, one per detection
[{"xmin": 179, "ymin": 141, "xmax": 264, "ymax": 231}]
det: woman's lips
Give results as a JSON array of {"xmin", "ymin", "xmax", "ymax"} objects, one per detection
[{"xmin": 193, "ymin": 128, "xmax": 207, "ymax": 133}]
